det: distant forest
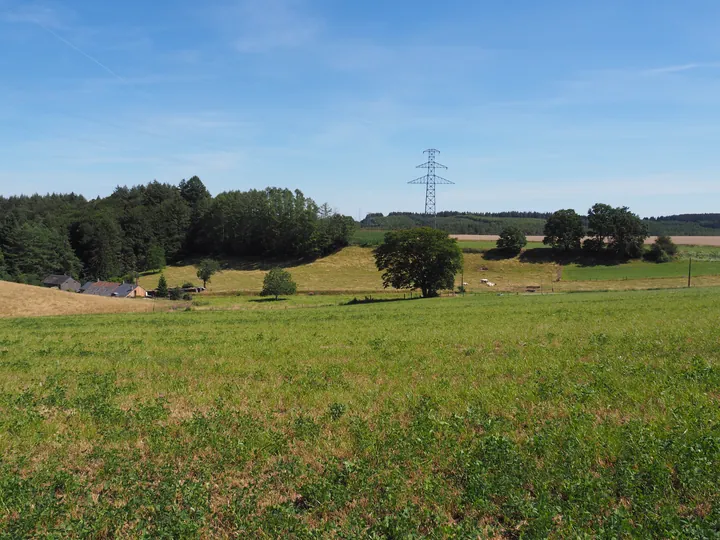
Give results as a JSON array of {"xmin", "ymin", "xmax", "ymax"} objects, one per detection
[
  {"xmin": 361, "ymin": 212, "xmax": 720, "ymax": 236},
  {"xmin": 0, "ymin": 177, "xmax": 354, "ymax": 284}
]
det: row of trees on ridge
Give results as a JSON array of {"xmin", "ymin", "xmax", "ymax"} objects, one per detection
[{"xmin": 0, "ymin": 177, "xmax": 355, "ymax": 284}]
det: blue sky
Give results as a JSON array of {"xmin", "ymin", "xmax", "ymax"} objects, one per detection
[{"xmin": 1, "ymin": 0, "xmax": 720, "ymax": 218}]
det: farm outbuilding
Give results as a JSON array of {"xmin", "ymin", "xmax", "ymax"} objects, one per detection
[
  {"xmin": 81, "ymin": 281, "xmax": 122, "ymax": 297},
  {"xmin": 42, "ymin": 275, "xmax": 81, "ymax": 292},
  {"xmin": 112, "ymin": 284, "xmax": 148, "ymax": 298},
  {"xmin": 81, "ymin": 281, "xmax": 148, "ymax": 298}
]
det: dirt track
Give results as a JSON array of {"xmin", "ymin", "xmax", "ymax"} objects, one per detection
[{"xmin": 452, "ymin": 235, "xmax": 720, "ymax": 246}]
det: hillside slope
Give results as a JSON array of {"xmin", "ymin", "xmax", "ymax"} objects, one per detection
[{"xmin": 0, "ymin": 281, "xmax": 163, "ymax": 318}]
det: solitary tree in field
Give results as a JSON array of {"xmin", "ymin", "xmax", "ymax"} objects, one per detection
[
  {"xmin": 261, "ymin": 268, "xmax": 297, "ymax": 300},
  {"xmin": 156, "ymin": 274, "xmax": 169, "ymax": 298},
  {"xmin": 496, "ymin": 226, "xmax": 527, "ymax": 255},
  {"xmin": 374, "ymin": 227, "xmax": 463, "ymax": 298},
  {"xmin": 196, "ymin": 258, "xmax": 221, "ymax": 288},
  {"xmin": 543, "ymin": 209, "xmax": 585, "ymax": 252}
]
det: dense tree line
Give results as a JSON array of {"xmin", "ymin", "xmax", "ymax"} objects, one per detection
[
  {"xmin": 362, "ymin": 211, "xmax": 720, "ymax": 236},
  {"xmin": 543, "ymin": 204, "xmax": 649, "ymax": 259},
  {"xmin": 0, "ymin": 177, "xmax": 354, "ymax": 284},
  {"xmin": 362, "ymin": 213, "xmax": 550, "ymax": 235}
]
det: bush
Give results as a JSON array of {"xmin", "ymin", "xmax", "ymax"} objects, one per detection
[
  {"xmin": 654, "ymin": 235, "xmax": 678, "ymax": 257},
  {"xmin": 168, "ymin": 288, "xmax": 183, "ymax": 301},
  {"xmin": 496, "ymin": 226, "xmax": 527, "ymax": 254},
  {"xmin": 655, "ymin": 249, "xmax": 671, "ymax": 263},
  {"xmin": 645, "ymin": 244, "xmax": 673, "ymax": 263},
  {"xmin": 181, "ymin": 281, "xmax": 195, "ymax": 289},
  {"xmin": 182, "ymin": 293, "xmax": 193, "ymax": 301}
]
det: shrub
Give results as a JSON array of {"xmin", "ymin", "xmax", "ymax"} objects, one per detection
[
  {"xmin": 654, "ymin": 236, "xmax": 678, "ymax": 257},
  {"xmin": 645, "ymin": 245, "xmax": 672, "ymax": 263},
  {"xmin": 168, "ymin": 288, "xmax": 183, "ymax": 301},
  {"xmin": 181, "ymin": 281, "xmax": 195, "ymax": 289},
  {"xmin": 655, "ymin": 249, "xmax": 671, "ymax": 263}
]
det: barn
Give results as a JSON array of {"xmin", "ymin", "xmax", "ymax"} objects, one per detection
[
  {"xmin": 42, "ymin": 275, "xmax": 81, "ymax": 292},
  {"xmin": 112, "ymin": 283, "xmax": 148, "ymax": 298}
]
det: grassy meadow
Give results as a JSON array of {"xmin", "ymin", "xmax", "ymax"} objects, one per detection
[
  {"xmin": 139, "ymin": 247, "xmax": 559, "ymax": 295},
  {"xmin": 564, "ymin": 259, "xmax": 720, "ymax": 282},
  {"xmin": 2, "ymin": 288, "xmax": 720, "ymax": 536}
]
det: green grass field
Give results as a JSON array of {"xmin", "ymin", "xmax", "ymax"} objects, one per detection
[
  {"xmin": 351, "ymin": 229, "xmax": 386, "ymax": 245},
  {"xmin": 2, "ymin": 288, "xmax": 720, "ymax": 536},
  {"xmin": 139, "ymin": 247, "xmax": 558, "ymax": 294},
  {"xmin": 564, "ymin": 259, "xmax": 720, "ymax": 281}
]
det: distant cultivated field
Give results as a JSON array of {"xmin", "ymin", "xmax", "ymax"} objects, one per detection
[
  {"xmin": 453, "ymin": 234, "xmax": 720, "ymax": 246},
  {"xmin": 0, "ymin": 281, "xmax": 177, "ymax": 318},
  {"xmin": 1, "ymin": 288, "xmax": 719, "ymax": 536}
]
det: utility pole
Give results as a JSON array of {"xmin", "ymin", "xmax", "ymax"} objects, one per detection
[
  {"xmin": 688, "ymin": 257, "xmax": 692, "ymax": 288},
  {"xmin": 408, "ymin": 149, "xmax": 454, "ymax": 228}
]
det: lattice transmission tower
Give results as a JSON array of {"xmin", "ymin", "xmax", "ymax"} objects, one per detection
[{"xmin": 408, "ymin": 149, "xmax": 453, "ymax": 227}]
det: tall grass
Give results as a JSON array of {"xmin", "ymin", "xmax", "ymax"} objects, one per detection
[{"xmin": 2, "ymin": 289, "xmax": 719, "ymax": 536}]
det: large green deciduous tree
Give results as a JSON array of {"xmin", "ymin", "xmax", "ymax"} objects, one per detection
[
  {"xmin": 543, "ymin": 209, "xmax": 585, "ymax": 252},
  {"xmin": 261, "ymin": 268, "xmax": 297, "ymax": 300},
  {"xmin": 608, "ymin": 206, "xmax": 649, "ymax": 258},
  {"xmin": 496, "ymin": 226, "xmax": 527, "ymax": 254},
  {"xmin": 374, "ymin": 227, "xmax": 463, "ymax": 298},
  {"xmin": 584, "ymin": 204, "xmax": 648, "ymax": 258}
]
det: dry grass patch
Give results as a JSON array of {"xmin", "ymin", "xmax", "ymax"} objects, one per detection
[{"xmin": 0, "ymin": 281, "xmax": 178, "ymax": 318}]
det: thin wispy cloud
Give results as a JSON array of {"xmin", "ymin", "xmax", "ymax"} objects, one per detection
[
  {"xmin": 643, "ymin": 62, "xmax": 720, "ymax": 75},
  {"xmin": 229, "ymin": 0, "xmax": 321, "ymax": 53},
  {"xmin": 36, "ymin": 23, "xmax": 126, "ymax": 82},
  {"xmin": 2, "ymin": 1, "xmax": 66, "ymax": 28},
  {"xmin": 3, "ymin": 1, "xmax": 126, "ymax": 82}
]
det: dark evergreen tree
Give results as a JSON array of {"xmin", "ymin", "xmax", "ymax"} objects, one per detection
[{"xmin": 156, "ymin": 274, "xmax": 169, "ymax": 297}]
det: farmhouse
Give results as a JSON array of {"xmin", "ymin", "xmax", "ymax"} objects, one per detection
[
  {"xmin": 112, "ymin": 283, "xmax": 147, "ymax": 298},
  {"xmin": 81, "ymin": 281, "xmax": 147, "ymax": 298},
  {"xmin": 42, "ymin": 275, "xmax": 81, "ymax": 292}
]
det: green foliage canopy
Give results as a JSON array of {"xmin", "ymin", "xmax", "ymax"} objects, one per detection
[
  {"xmin": 543, "ymin": 209, "xmax": 585, "ymax": 252},
  {"xmin": 496, "ymin": 226, "xmax": 527, "ymax": 254},
  {"xmin": 195, "ymin": 259, "xmax": 221, "ymax": 288},
  {"xmin": 374, "ymin": 227, "xmax": 463, "ymax": 298},
  {"xmin": 585, "ymin": 204, "xmax": 648, "ymax": 258},
  {"xmin": 261, "ymin": 268, "xmax": 297, "ymax": 300}
]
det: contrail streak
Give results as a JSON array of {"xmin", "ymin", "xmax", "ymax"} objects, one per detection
[{"xmin": 36, "ymin": 22, "xmax": 126, "ymax": 83}]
